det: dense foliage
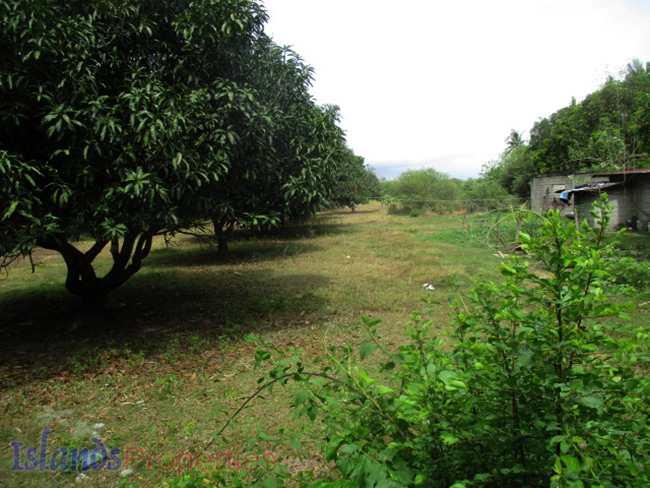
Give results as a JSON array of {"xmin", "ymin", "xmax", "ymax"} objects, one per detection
[
  {"xmin": 530, "ymin": 60, "xmax": 650, "ymax": 175},
  {"xmin": 251, "ymin": 196, "xmax": 649, "ymax": 487},
  {"xmin": 328, "ymin": 152, "xmax": 381, "ymax": 212},
  {"xmin": 381, "ymin": 168, "xmax": 465, "ymax": 215},
  {"xmin": 0, "ymin": 0, "xmax": 356, "ymax": 303},
  {"xmin": 484, "ymin": 60, "xmax": 650, "ymax": 199}
]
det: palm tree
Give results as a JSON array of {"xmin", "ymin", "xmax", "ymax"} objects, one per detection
[
  {"xmin": 504, "ymin": 129, "xmax": 524, "ymax": 155},
  {"xmin": 625, "ymin": 58, "xmax": 649, "ymax": 77}
]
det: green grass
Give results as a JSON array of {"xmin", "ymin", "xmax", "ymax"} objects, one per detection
[{"xmin": 0, "ymin": 202, "xmax": 647, "ymax": 487}]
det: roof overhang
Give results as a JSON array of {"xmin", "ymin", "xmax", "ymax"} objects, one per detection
[{"xmin": 569, "ymin": 182, "xmax": 624, "ymax": 193}]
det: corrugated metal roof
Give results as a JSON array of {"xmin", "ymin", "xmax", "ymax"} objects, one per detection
[
  {"xmin": 570, "ymin": 182, "xmax": 624, "ymax": 192},
  {"xmin": 594, "ymin": 168, "xmax": 650, "ymax": 176}
]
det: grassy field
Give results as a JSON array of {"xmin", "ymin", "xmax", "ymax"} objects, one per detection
[{"xmin": 0, "ymin": 201, "xmax": 646, "ymax": 487}]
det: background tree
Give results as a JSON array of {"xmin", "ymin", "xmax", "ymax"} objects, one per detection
[
  {"xmin": 462, "ymin": 177, "xmax": 513, "ymax": 210},
  {"xmin": 329, "ymin": 151, "xmax": 381, "ymax": 211},
  {"xmin": 383, "ymin": 168, "xmax": 463, "ymax": 214},
  {"xmin": 504, "ymin": 128, "xmax": 524, "ymax": 154},
  {"xmin": 358, "ymin": 164, "xmax": 383, "ymax": 204},
  {"xmin": 483, "ymin": 142, "xmax": 536, "ymax": 199},
  {"xmin": 529, "ymin": 59, "xmax": 650, "ymax": 175},
  {"xmin": 185, "ymin": 33, "xmax": 353, "ymax": 256},
  {"xmin": 194, "ymin": 42, "xmax": 349, "ymax": 255},
  {"xmin": 485, "ymin": 61, "xmax": 650, "ymax": 200}
]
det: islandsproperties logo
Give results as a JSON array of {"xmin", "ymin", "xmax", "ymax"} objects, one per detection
[
  {"xmin": 9, "ymin": 427, "xmax": 316, "ymax": 477},
  {"xmin": 10, "ymin": 428, "xmax": 122, "ymax": 472}
]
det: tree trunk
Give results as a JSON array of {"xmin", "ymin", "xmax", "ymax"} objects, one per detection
[
  {"xmin": 39, "ymin": 232, "xmax": 153, "ymax": 307},
  {"xmin": 213, "ymin": 217, "xmax": 235, "ymax": 259},
  {"xmin": 217, "ymin": 234, "xmax": 229, "ymax": 258}
]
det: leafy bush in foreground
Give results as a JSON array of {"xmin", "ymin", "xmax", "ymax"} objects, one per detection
[{"xmin": 254, "ymin": 195, "xmax": 649, "ymax": 488}]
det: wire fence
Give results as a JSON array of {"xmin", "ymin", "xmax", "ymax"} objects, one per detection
[
  {"xmin": 376, "ymin": 196, "xmax": 543, "ymax": 252},
  {"xmin": 462, "ymin": 205, "xmax": 546, "ymax": 251}
]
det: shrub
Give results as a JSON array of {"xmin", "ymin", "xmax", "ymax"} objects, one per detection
[
  {"xmin": 254, "ymin": 194, "xmax": 649, "ymax": 487},
  {"xmin": 383, "ymin": 169, "xmax": 464, "ymax": 214},
  {"xmin": 606, "ymin": 256, "xmax": 650, "ymax": 290}
]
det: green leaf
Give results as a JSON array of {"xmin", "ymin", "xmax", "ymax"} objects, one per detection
[
  {"xmin": 254, "ymin": 348, "xmax": 271, "ymax": 363},
  {"xmin": 438, "ymin": 370, "xmax": 466, "ymax": 390},
  {"xmin": 359, "ymin": 340, "xmax": 378, "ymax": 361},
  {"xmin": 3, "ymin": 200, "xmax": 19, "ymax": 219},
  {"xmin": 441, "ymin": 432, "xmax": 460, "ymax": 445},
  {"xmin": 560, "ymin": 454, "xmax": 581, "ymax": 474},
  {"xmin": 294, "ymin": 389, "xmax": 310, "ymax": 407},
  {"xmin": 324, "ymin": 444, "xmax": 339, "ymax": 462},
  {"xmin": 375, "ymin": 385, "xmax": 395, "ymax": 396},
  {"xmin": 362, "ymin": 316, "xmax": 382, "ymax": 327},
  {"xmin": 357, "ymin": 369, "xmax": 375, "ymax": 386},
  {"xmin": 576, "ymin": 394, "xmax": 604, "ymax": 411},
  {"xmin": 380, "ymin": 360, "xmax": 396, "ymax": 372}
]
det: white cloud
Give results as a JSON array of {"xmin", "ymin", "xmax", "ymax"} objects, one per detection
[{"xmin": 263, "ymin": 0, "xmax": 650, "ymax": 179}]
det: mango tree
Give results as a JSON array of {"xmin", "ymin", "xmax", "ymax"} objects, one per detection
[
  {"xmin": 329, "ymin": 152, "xmax": 381, "ymax": 211},
  {"xmin": 0, "ymin": 0, "xmax": 345, "ymax": 305},
  {"xmin": 199, "ymin": 36, "xmax": 350, "ymax": 256}
]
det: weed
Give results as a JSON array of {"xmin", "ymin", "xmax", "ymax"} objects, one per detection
[
  {"xmin": 69, "ymin": 346, "xmax": 101, "ymax": 374},
  {"xmin": 156, "ymin": 374, "xmax": 178, "ymax": 400}
]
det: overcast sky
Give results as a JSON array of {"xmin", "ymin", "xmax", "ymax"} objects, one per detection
[{"xmin": 262, "ymin": 0, "xmax": 650, "ymax": 180}]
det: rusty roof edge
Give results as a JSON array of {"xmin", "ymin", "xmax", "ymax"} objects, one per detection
[{"xmin": 593, "ymin": 168, "xmax": 650, "ymax": 177}]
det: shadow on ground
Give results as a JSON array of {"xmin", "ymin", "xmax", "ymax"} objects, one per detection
[
  {"xmin": 0, "ymin": 208, "xmax": 366, "ymax": 390},
  {"xmin": 148, "ymin": 218, "xmax": 357, "ymax": 268},
  {"xmin": 147, "ymin": 235, "xmax": 327, "ymax": 268},
  {"xmin": 322, "ymin": 208, "xmax": 378, "ymax": 216},
  {"xmin": 0, "ymin": 266, "xmax": 331, "ymax": 390}
]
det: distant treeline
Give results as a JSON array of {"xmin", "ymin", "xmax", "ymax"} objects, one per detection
[{"xmin": 383, "ymin": 59, "xmax": 650, "ymax": 207}]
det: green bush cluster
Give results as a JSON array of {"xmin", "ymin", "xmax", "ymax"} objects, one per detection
[
  {"xmin": 606, "ymin": 256, "xmax": 650, "ymax": 290},
  {"xmin": 252, "ymin": 195, "xmax": 649, "ymax": 487},
  {"xmin": 381, "ymin": 169, "xmax": 465, "ymax": 215}
]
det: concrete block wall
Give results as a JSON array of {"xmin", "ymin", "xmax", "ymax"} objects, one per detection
[
  {"xmin": 531, "ymin": 172, "xmax": 609, "ymax": 215},
  {"xmin": 633, "ymin": 179, "xmax": 650, "ymax": 222},
  {"xmin": 575, "ymin": 185, "xmax": 648, "ymax": 230},
  {"xmin": 575, "ymin": 191, "xmax": 629, "ymax": 230},
  {"xmin": 531, "ymin": 175, "xmax": 573, "ymax": 214}
]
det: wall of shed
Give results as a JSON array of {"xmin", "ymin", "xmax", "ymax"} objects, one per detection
[
  {"xmin": 574, "ymin": 178, "xmax": 650, "ymax": 230},
  {"xmin": 574, "ymin": 191, "xmax": 626, "ymax": 230},
  {"xmin": 530, "ymin": 173, "xmax": 606, "ymax": 215}
]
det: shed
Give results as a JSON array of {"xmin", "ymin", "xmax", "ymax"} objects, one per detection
[
  {"xmin": 574, "ymin": 169, "xmax": 650, "ymax": 230},
  {"xmin": 531, "ymin": 169, "xmax": 650, "ymax": 231},
  {"xmin": 530, "ymin": 171, "xmax": 608, "ymax": 216}
]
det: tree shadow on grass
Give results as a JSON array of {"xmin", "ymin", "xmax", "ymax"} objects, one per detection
[
  {"xmin": 280, "ymin": 221, "xmax": 358, "ymax": 238},
  {"xmin": 147, "ymin": 237, "xmax": 323, "ymax": 268},
  {"xmin": 149, "ymin": 220, "xmax": 355, "ymax": 268},
  {"xmin": 323, "ymin": 208, "xmax": 379, "ymax": 216},
  {"xmin": 0, "ymin": 267, "xmax": 331, "ymax": 390}
]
